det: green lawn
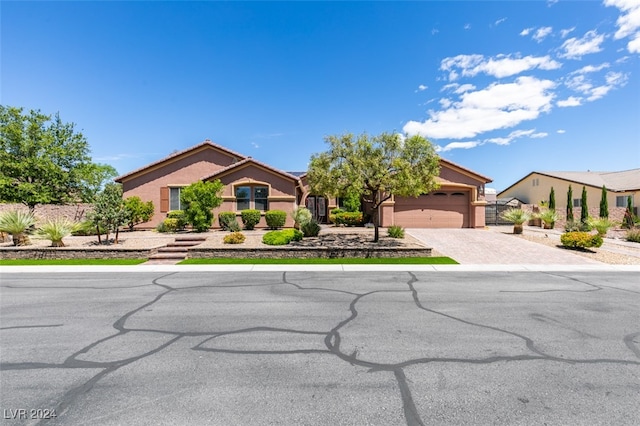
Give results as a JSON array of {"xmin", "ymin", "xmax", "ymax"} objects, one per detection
[
  {"xmin": 179, "ymin": 257, "xmax": 458, "ymax": 265},
  {"xmin": 0, "ymin": 259, "xmax": 148, "ymax": 266}
]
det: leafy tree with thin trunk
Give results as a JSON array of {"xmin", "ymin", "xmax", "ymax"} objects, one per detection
[
  {"xmin": 87, "ymin": 183, "xmax": 127, "ymax": 244},
  {"xmin": 580, "ymin": 186, "xmax": 589, "ymax": 225},
  {"xmin": 180, "ymin": 180, "xmax": 224, "ymax": 232},
  {"xmin": 599, "ymin": 185, "xmax": 608, "ymax": 218},
  {"xmin": 124, "ymin": 196, "xmax": 154, "ymax": 231},
  {"xmin": 566, "ymin": 185, "xmax": 574, "ymax": 222},
  {"xmin": 307, "ymin": 132, "xmax": 440, "ymax": 242},
  {"xmin": 0, "ymin": 106, "xmax": 117, "ymax": 209}
]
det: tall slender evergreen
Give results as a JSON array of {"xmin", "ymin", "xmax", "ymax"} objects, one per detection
[
  {"xmin": 599, "ymin": 185, "xmax": 608, "ymax": 218},
  {"xmin": 580, "ymin": 186, "xmax": 589, "ymax": 224},
  {"xmin": 549, "ymin": 187, "xmax": 555, "ymax": 210},
  {"xmin": 566, "ymin": 185, "xmax": 574, "ymax": 222}
]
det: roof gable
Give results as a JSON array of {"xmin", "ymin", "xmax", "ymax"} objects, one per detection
[
  {"xmin": 115, "ymin": 140, "xmax": 246, "ymax": 183},
  {"xmin": 201, "ymin": 157, "xmax": 301, "ymax": 183}
]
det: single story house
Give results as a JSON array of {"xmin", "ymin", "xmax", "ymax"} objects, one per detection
[
  {"xmin": 498, "ymin": 170, "xmax": 639, "ymax": 215},
  {"xmin": 115, "ymin": 140, "xmax": 492, "ymax": 229}
]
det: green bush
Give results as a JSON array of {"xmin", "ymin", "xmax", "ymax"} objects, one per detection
[
  {"xmin": 564, "ymin": 219, "xmax": 590, "ymax": 232},
  {"xmin": 301, "ymin": 219, "xmax": 321, "ymax": 237},
  {"xmin": 625, "ymin": 229, "xmax": 640, "ymax": 243},
  {"xmin": 223, "ymin": 232, "xmax": 246, "ymax": 244},
  {"xmin": 161, "ymin": 218, "xmax": 180, "ymax": 233},
  {"xmin": 241, "ymin": 209, "xmax": 261, "ymax": 230},
  {"xmin": 72, "ymin": 220, "xmax": 106, "ymax": 236},
  {"xmin": 387, "ymin": 225, "xmax": 405, "ymax": 239},
  {"xmin": 218, "ymin": 212, "xmax": 238, "ymax": 231},
  {"xmin": 330, "ymin": 211, "xmax": 363, "ymax": 226},
  {"xmin": 167, "ymin": 210, "xmax": 188, "ymax": 231},
  {"xmin": 560, "ymin": 232, "xmax": 603, "ymax": 249},
  {"xmin": 586, "ymin": 217, "xmax": 615, "ymax": 236},
  {"xmin": 262, "ymin": 229, "xmax": 303, "ymax": 245},
  {"xmin": 265, "ymin": 210, "xmax": 287, "ymax": 229},
  {"xmin": 0, "ymin": 210, "xmax": 36, "ymax": 246},
  {"xmin": 291, "ymin": 207, "xmax": 312, "ymax": 229}
]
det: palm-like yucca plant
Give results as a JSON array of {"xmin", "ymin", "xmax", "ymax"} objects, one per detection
[
  {"xmin": 0, "ymin": 210, "xmax": 37, "ymax": 246},
  {"xmin": 537, "ymin": 208, "xmax": 559, "ymax": 229},
  {"xmin": 500, "ymin": 208, "xmax": 532, "ymax": 234},
  {"xmin": 37, "ymin": 217, "xmax": 79, "ymax": 247}
]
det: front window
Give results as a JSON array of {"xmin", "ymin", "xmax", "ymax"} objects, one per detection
[
  {"xmin": 169, "ymin": 187, "xmax": 182, "ymax": 211},
  {"xmin": 573, "ymin": 198, "xmax": 581, "ymax": 207},
  {"xmin": 235, "ymin": 185, "xmax": 268, "ymax": 211}
]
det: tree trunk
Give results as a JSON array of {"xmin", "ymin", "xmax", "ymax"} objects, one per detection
[
  {"xmin": 51, "ymin": 240, "xmax": 65, "ymax": 247},
  {"xmin": 96, "ymin": 225, "xmax": 102, "ymax": 244},
  {"xmin": 12, "ymin": 233, "xmax": 31, "ymax": 246}
]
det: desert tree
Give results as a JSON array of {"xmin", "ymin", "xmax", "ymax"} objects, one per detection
[{"xmin": 307, "ymin": 132, "xmax": 440, "ymax": 242}]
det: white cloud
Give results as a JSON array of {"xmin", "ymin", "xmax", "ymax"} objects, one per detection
[
  {"xmin": 533, "ymin": 27, "xmax": 553, "ymax": 42},
  {"xmin": 605, "ymin": 0, "xmax": 640, "ymax": 53},
  {"xmin": 557, "ymin": 129, "xmax": 566, "ymax": 134},
  {"xmin": 495, "ymin": 18, "xmax": 507, "ymax": 26},
  {"xmin": 520, "ymin": 28, "xmax": 533, "ymax": 36},
  {"xmin": 557, "ymin": 96, "xmax": 582, "ymax": 107},
  {"xmin": 251, "ymin": 142, "xmax": 260, "ymax": 148},
  {"xmin": 440, "ymin": 54, "xmax": 561, "ymax": 80},
  {"xmin": 416, "ymin": 84, "xmax": 428, "ymax": 92},
  {"xmin": 565, "ymin": 71, "xmax": 628, "ymax": 101},
  {"xmin": 403, "ymin": 76, "xmax": 556, "ymax": 139},
  {"xmin": 560, "ymin": 27, "xmax": 576, "ymax": 38},
  {"xmin": 464, "ymin": 23, "xmax": 471, "ymax": 30},
  {"xmin": 547, "ymin": 0, "xmax": 559, "ymax": 6},
  {"xmin": 437, "ymin": 141, "xmax": 481, "ymax": 152},
  {"xmin": 431, "ymin": 28, "xmax": 439, "ymax": 35},
  {"xmin": 485, "ymin": 129, "xmax": 546, "ymax": 146},
  {"xmin": 570, "ymin": 63, "xmax": 610, "ymax": 74},
  {"xmin": 560, "ymin": 30, "xmax": 605, "ymax": 58}
]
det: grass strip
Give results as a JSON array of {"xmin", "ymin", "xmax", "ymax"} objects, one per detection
[
  {"xmin": 0, "ymin": 259, "xmax": 148, "ymax": 266},
  {"xmin": 179, "ymin": 257, "xmax": 458, "ymax": 265}
]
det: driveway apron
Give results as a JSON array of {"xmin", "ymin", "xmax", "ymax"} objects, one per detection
[{"xmin": 407, "ymin": 228, "xmax": 601, "ymax": 265}]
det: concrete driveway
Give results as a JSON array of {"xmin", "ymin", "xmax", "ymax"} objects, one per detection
[
  {"xmin": 407, "ymin": 227, "xmax": 602, "ymax": 265},
  {"xmin": 1, "ymin": 271, "xmax": 639, "ymax": 425}
]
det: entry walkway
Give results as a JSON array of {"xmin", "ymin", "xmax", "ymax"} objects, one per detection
[{"xmin": 406, "ymin": 227, "xmax": 602, "ymax": 265}]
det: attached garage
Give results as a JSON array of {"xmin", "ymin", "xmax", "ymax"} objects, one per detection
[{"xmin": 394, "ymin": 191, "xmax": 470, "ymax": 228}]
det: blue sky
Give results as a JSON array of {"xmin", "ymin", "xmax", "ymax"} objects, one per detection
[{"xmin": 2, "ymin": 0, "xmax": 639, "ymax": 191}]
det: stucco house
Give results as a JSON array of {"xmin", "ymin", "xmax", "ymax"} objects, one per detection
[
  {"xmin": 498, "ymin": 169, "xmax": 640, "ymax": 220},
  {"xmin": 115, "ymin": 140, "xmax": 492, "ymax": 229}
]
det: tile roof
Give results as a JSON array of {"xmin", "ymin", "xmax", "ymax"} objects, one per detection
[
  {"xmin": 200, "ymin": 157, "xmax": 302, "ymax": 182},
  {"xmin": 536, "ymin": 169, "xmax": 640, "ymax": 191},
  {"xmin": 115, "ymin": 140, "xmax": 247, "ymax": 182}
]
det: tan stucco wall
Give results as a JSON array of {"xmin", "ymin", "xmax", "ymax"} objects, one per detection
[{"xmin": 499, "ymin": 173, "xmax": 638, "ymax": 213}]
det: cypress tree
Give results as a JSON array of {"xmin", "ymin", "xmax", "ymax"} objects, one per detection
[
  {"xmin": 580, "ymin": 186, "xmax": 589, "ymax": 224},
  {"xmin": 566, "ymin": 185, "xmax": 574, "ymax": 222},
  {"xmin": 549, "ymin": 187, "xmax": 556, "ymax": 210},
  {"xmin": 599, "ymin": 185, "xmax": 608, "ymax": 218},
  {"xmin": 624, "ymin": 195, "xmax": 634, "ymax": 228}
]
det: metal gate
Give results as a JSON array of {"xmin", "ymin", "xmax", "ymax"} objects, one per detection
[{"xmin": 485, "ymin": 202, "xmax": 514, "ymax": 225}]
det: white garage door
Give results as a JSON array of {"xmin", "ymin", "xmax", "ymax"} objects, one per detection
[{"xmin": 394, "ymin": 191, "xmax": 470, "ymax": 228}]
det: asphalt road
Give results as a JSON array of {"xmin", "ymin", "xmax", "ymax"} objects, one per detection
[{"xmin": 1, "ymin": 271, "xmax": 639, "ymax": 425}]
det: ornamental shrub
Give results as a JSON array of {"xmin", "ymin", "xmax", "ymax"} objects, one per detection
[
  {"xmin": 0, "ymin": 209, "xmax": 36, "ymax": 246},
  {"xmin": 161, "ymin": 218, "xmax": 180, "ymax": 233},
  {"xmin": 72, "ymin": 220, "xmax": 106, "ymax": 236},
  {"xmin": 560, "ymin": 232, "xmax": 603, "ymax": 249},
  {"xmin": 586, "ymin": 217, "xmax": 614, "ymax": 236},
  {"xmin": 330, "ymin": 211, "xmax": 364, "ymax": 226},
  {"xmin": 37, "ymin": 217, "xmax": 79, "ymax": 247},
  {"xmin": 241, "ymin": 209, "xmax": 261, "ymax": 230},
  {"xmin": 218, "ymin": 212, "xmax": 237, "ymax": 231},
  {"xmin": 625, "ymin": 229, "xmax": 640, "ymax": 243},
  {"xmin": 167, "ymin": 210, "xmax": 188, "ymax": 231},
  {"xmin": 262, "ymin": 229, "xmax": 303, "ymax": 245},
  {"xmin": 265, "ymin": 210, "xmax": 287, "ymax": 229},
  {"xmin": 291, "ymin": 207, "xmax": 312, "ymax": 229},
  {"xmin": 301, "ymin": 219, "xmax": 321, "ymax": 237},
  {"xmin": 387, "ymin": 225, "xmax": 405, "ymax": 239},
  {"xmin": 223, "ymin": 232, "xmax": 246, "ymax": 244}
]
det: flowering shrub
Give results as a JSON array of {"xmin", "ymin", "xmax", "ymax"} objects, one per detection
[
  {"xmin": 223, "ymin": 232, "xmax": 246, "ymax": 244},
  {"xmin": 560, "ymin": 232, "xmax": 603, "ymax": 249}
]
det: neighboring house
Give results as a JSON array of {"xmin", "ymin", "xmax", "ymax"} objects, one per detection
[
  {"xmin": 115, "ymin": 140, "xmax": 492, "ymax": 229},
  {"xmin": 498, "ymin": 170, "xmax": 640, "ymax": 215}
]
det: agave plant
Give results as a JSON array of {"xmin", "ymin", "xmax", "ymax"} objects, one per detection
[
  {"xmin": 500, "ymin": 208, "xmax": 532, "ymax": 234},
  {"xmin": 0, "ymin": 210, "xmax": 37, "ymax": 246},
  {"xmin": 37, "ymin": 217, "xmax": 79, "ymax": 247}
]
